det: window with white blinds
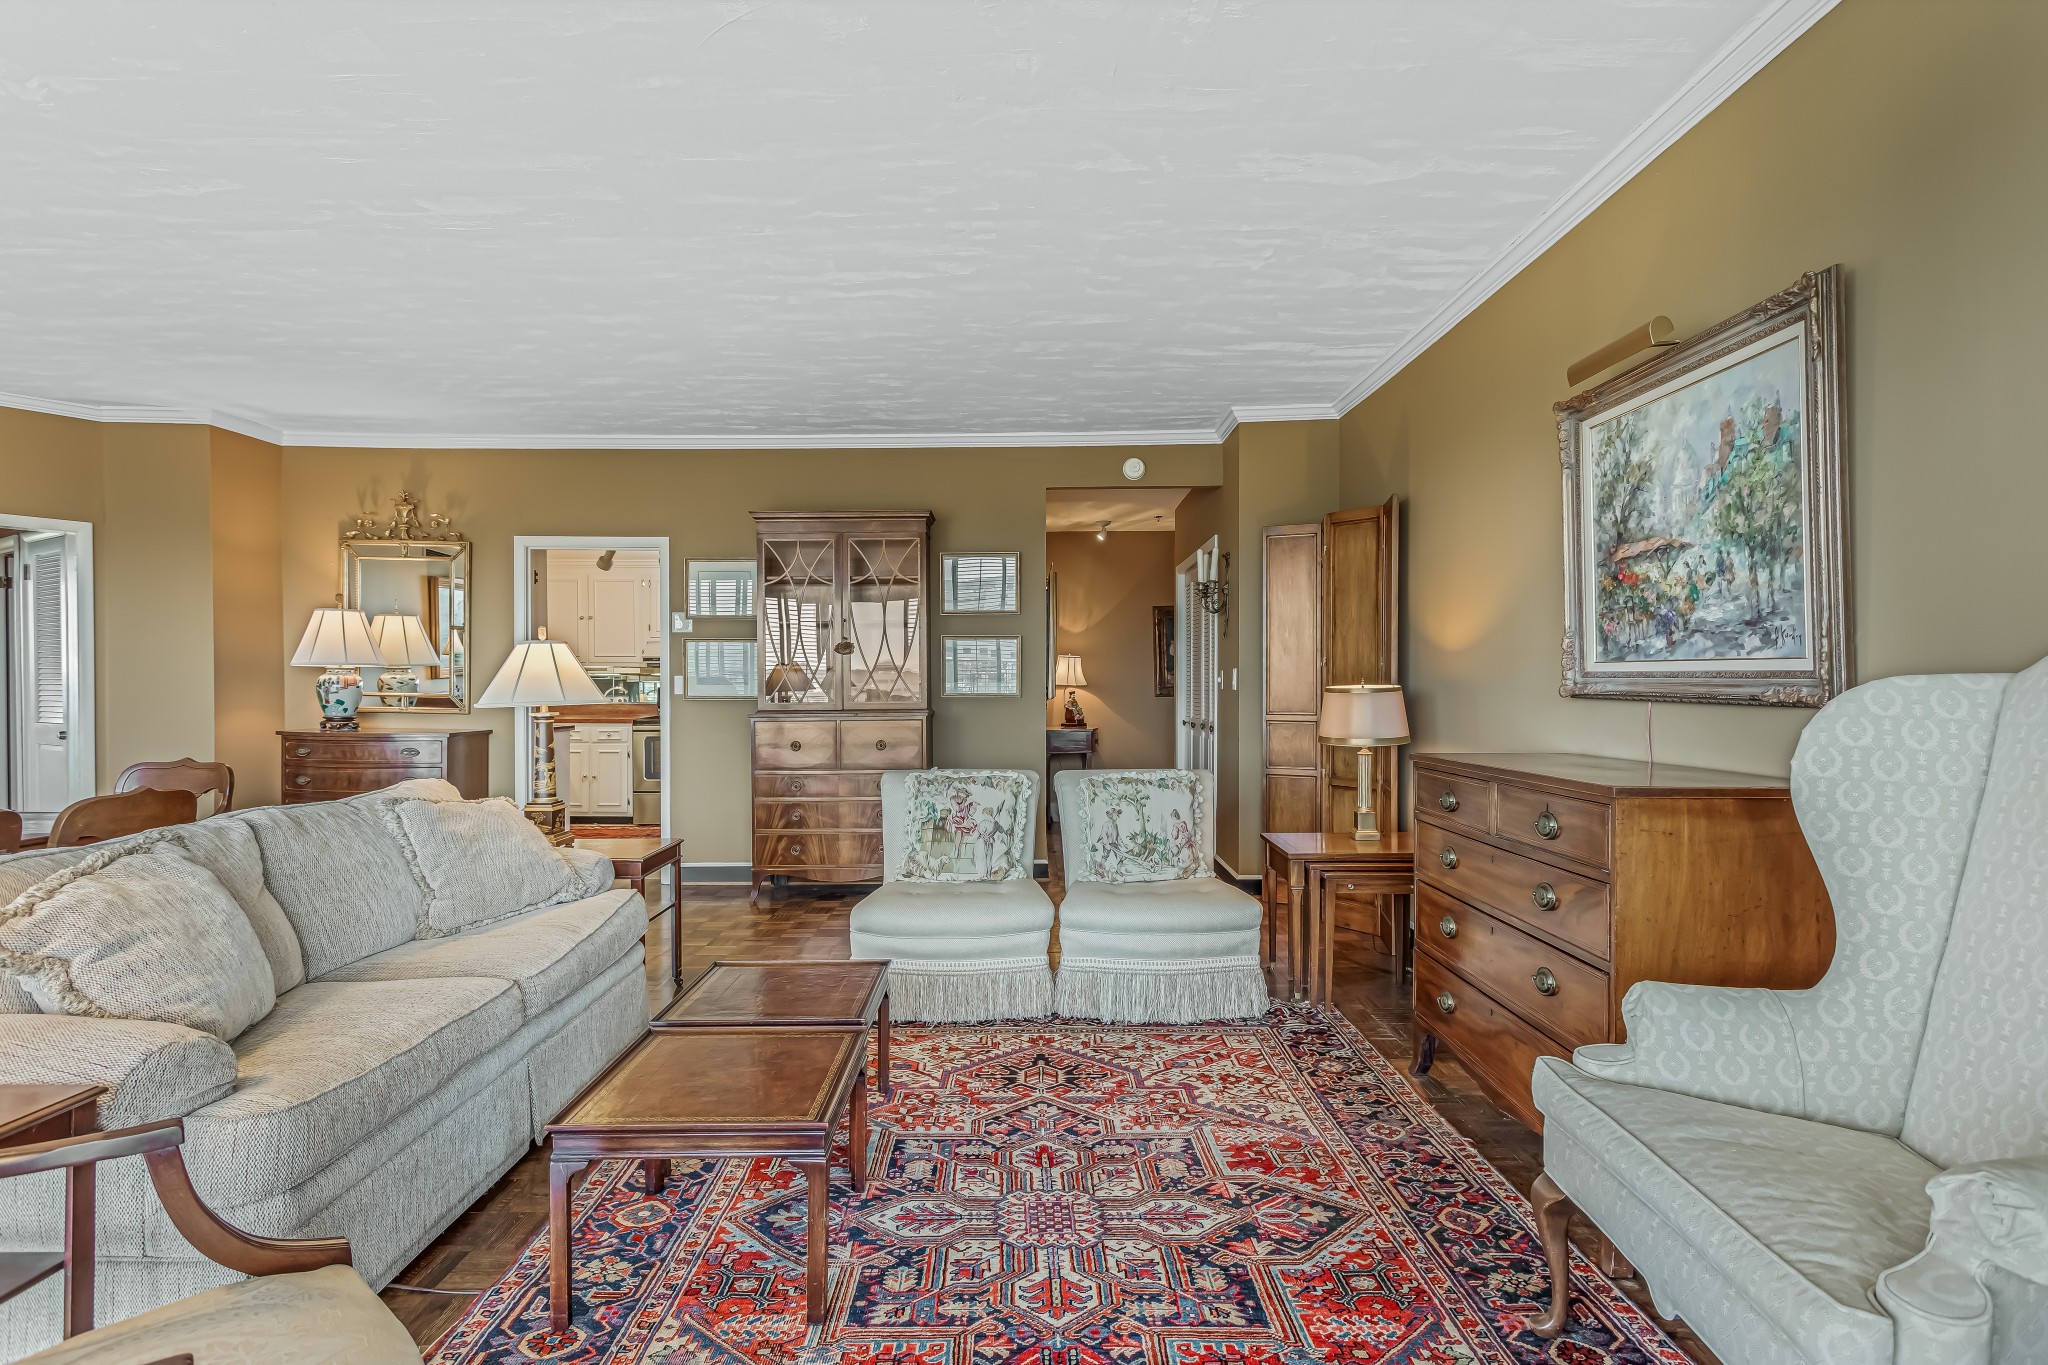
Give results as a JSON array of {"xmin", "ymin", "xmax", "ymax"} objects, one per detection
[
  {"xmin": 942, "ymin": 553, "xmax": 1018, "ymax": 613},
  {"xmin": 942, "ymin": 636, "xmax": 1020, "ymax": 696},
  {"xmin": 30, "ymin": 548, "xmax": 65, "ymax": 726},
  {"xmin": 686, "ymin": 560, "xmax": 756, "ymax": 617},
  {"xmin": 684, "ymin": 640, "xmax": 757, "ymax": 697}
]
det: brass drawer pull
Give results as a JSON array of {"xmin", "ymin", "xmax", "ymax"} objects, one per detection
[
  {"xmin": 790, "ymin": 809, "xmax": 805, "ymax": 826},
  {"xmin": 1531, "ymin": 882, "xmax": 1559, "ymax": 911},
  {"xmin": 293, "ymin": 746, "xmax": 311, "ymax": 758},
  {"xmin": 789, "ymin": 739, "xmax": 802, "ymax": 752},
  {"xmin": 293, "ymin": 775, "xmax": 311, "ymax": 787},
  {"xmin": 1437, "ymin": 915, "xmax": 1457, "ymax": 939},
  {"xmin": 1435, "ymin": 991, "xmax": 1456, "ymax": 1015},
  {"xmin": 1534, "ymin": 808, "xmax": 1561, "ymax": 840},
  {"xmin": 1438, "ymin": 847, "xmax": 1458, "ymax": 870},
  {"xmin": 789, "ymin": 777, "xmax": 807, "ymax": 793},
  {"xmin": 399, "ymin": 746, "xmax": 421, "ymax": 758},
  {"xmin": 1532, "ymin": 967, "xmax": 1559, "ymax": 996},
  {"xmin": 788, "ymin": 841, "xmax": 804, "ymax": 857},
  {"xmin": 1343, "ymin": 882, "xmax": 1356, "ymax": 893},
  {"xmin": 875, "ymin": 739, "xmax": 887, "ymax": 751},
  {"xmin": 1438, "ymin": 790, "xmax": 1459, "ymax": 812}
]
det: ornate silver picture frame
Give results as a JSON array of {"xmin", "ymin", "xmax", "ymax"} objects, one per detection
[{"xmin": 1558, "ymin": 265, "xmax": 1848, "ymax": 706}]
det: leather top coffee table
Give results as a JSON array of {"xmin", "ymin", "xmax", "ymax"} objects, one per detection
[
  {"xmin": 657, "ymin": 959, "xmax": 892, "ymax": 1097},
  {"xmin": 544, "ymin": 1026, "xmax": 869, "ymax": 1328}
]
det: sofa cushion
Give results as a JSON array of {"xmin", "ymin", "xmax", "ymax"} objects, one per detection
[
  {"xmin": 1056, "ymin": 876, "xmax": 1262, "ymax": 961},
  {"xmin": 318, "ymin": 888, "xmax": 645, "ymax": 1020},
  {"xmin": 0, "ymin": 839, "xmax": 276, "ymax": 1041},
  {"xmin": 233, "ymin": 799, "xmax": 427, "ymax": 978},
  {"xmin": 153, "ymin": 819, "xmax": 306, "ymax": 993},
  {"xmin": 851, "ymin": 878, "xmax": 1054, "ymax": 938},
  {"xmin": 560, "ymin": 844, "xmax": 616, "ymax": 898},
  {"xmin": 184, "ymin": 975, "xmax": 523, "ymax": 1206},
  {"xmin": 14, "ymin": 1264, "xmax": 418, "ymax": 1365},
  {"xmin": 1067, "ymin": 770, "xmax": 1205, "ymax": 882},
  {"xmin": 0, "ymin": 1014, "xmax": 237, "ymax": 1127},
  {"xmin": 1533, "ymin": 1056, "xmax": 1935, "ymax": 1365},
  {"xmin": 384, "ymin": 796, "xmax": 577, "ymax": 937}
]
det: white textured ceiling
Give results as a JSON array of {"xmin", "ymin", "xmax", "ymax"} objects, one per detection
[
  {"xmin": 1047, "ymin": 486, "xmax": 1191, "ymax": 532},
  {"xmin": 0, "ymin": 1, "xmax": 1830, "ymax": 445}
]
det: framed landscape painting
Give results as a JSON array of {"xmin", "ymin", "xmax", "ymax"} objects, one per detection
[{"xmin": 1558, "ymin": 265, "xmax": 1848, "ymax": 706}]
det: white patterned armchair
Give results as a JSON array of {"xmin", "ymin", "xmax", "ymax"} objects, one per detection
[
  {"xmin": 847, "ymin": 770, "xmax": 1054, "ymax": 1022},
  {"xmin": 1531, "ymin": 660, "xmax": 2048, "ymax": 1365},
  {"xmin": 1051, "ymin": 768, "xmax": 1268, "ymax": 1024}
]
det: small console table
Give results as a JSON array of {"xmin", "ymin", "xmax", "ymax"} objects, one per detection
[{"xmin": 1260, "ymin": 831, "xmax": 1416, "ymax": 1003}]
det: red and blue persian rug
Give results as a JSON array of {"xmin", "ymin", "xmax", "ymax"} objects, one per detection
[{"xmin": 429, "ymin": 1005, "xmax": 1685, "ymax": 1364}]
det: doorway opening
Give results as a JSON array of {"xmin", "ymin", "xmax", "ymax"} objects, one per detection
[
  {"xmin": 0, "ymin": 514, "xmax": 95, "ymax": 828},
  {"xmin": 510, "ymin": 537, "xmax": 671, "ymax": 843},
  {"xmin": 1042, "ymin": 488, "xmax": 1190, "ymax": 825}
]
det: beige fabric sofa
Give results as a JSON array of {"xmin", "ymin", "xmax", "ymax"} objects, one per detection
[{"xmin": 0, "ymin": 779, "xmax": 647, "ymax": 1358}]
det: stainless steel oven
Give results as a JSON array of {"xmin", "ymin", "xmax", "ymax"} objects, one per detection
[{"xmin": 632, "ymin": 720, "xmax": 661, "ymax": 826}]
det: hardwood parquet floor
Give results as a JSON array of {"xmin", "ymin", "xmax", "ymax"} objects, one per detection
[{"xmin": 382, "ymin": 867, "xmax": 1715, "ymax": 1364}]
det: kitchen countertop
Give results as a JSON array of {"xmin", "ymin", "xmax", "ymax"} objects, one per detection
[{"xmin": 549, "ymin": 704, "xmax": 660, "ymax": 723}]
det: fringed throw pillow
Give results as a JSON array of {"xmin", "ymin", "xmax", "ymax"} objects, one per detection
[
  {"xmin": 0, "ymin": 834, "xmax": 277, "ymax": 1041},
  {"xmin": 1074, "ymin": 770, "xmax": 1205, "ymax": 883},
  {"xmin": 385, "ymin": 796, "xmax": 578, "ymax": 937},
  {"xmin": 899, "ymin": 772, "xmax": 1027, "ymax": 882}
]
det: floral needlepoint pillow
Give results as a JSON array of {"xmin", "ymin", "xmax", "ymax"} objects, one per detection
[
  {"xmin": 899, "ymin": 772, "xmax": 1025, "ymax": 882},
  {"xmin": 1077, "ymin": 770, "xmax": 1204, "ymax": 883}
]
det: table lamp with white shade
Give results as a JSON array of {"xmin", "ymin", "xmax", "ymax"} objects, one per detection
[
  {"xmin": 291, "ymin": 607, "xmax": 387, "ymax": 730},
  {"xmin": 1318, "ymin": 684, "xmax": 1409, "ymax": 840},
  {"xmin": 476, "ymin": 628, "xmax": 604, "ymax": 844},
  {"xmin": 1055, "ymin": 653, "xmax": 1089, "ymax": 728},
  {"xmin": 368, "ymin": 613, "xmax": 444, "ymax": 707}
]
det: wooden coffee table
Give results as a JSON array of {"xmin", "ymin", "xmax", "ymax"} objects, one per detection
[
  {"xmin": 544, "ymin": 1026, "xmax": 870, "ymax": 1328},
  {"xmin": 0, "ymin": 1084, "xmax": 105, "ymax": 1337},
  {"xmin": 656, "ymin": 959, "xmax": 892, "ymax": 1098}
]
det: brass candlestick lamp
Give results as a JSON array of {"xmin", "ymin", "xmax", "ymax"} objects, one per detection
[
  {"xmin": 1318, "ymin": 684, "xmax": 1409, "ymax": 840},
  {"xmin": 476, "ymin": 627, "xmax": 604, "ymax": 844}
]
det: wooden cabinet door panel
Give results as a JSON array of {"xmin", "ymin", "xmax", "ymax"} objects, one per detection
[
  {"xmin": 1261, "ymin": 523, "xmax": 1322, "ymax": 835},
  {"xmin": 588, "ymin": 573, "xmax": 645, "ymax": 665},
  {"xmin": 754, "ymin": 720, "xmax": 838, "ymax": 769},
  {"xmin": 838, "ymin": 719, "xmax": 923, "ymax": 769}
]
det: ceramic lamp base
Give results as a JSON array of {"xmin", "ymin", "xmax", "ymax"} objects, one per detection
[{"xmin": 314, "ymin": 671, "xmax": 363, "ymax": 731}]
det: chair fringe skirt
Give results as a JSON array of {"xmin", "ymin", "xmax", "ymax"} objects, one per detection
[
  {"xmin": 1053, "ymin": 955, "xmax": 1270, "ymax": 1024},
  {"xmin": 883, "ymin": 958, "xmax": 1055, "ymax": 1023}
]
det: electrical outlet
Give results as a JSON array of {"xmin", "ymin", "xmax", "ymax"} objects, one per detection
[
  {"xmin": 671, "ymin": 612, "xmax": 693, "ymax": 633},
  {"xmin": 1230, "ymin": 667, "xmax": 1238, "ymax": 691}
]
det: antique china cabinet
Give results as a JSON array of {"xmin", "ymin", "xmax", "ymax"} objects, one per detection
[{"xmin": 750, "ymin": 511, "xmax": 932, "ymax": 901}]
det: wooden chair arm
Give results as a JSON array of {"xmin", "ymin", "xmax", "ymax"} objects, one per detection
[
  {"xmin": 142, "ymin": 1145, "xmax": 353, "ymax": 1275},
  {"xmin": 0, "ymin": 1119, "xmax": 185, "ymax": 1179}
]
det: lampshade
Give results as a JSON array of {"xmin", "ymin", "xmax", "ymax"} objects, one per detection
[
  {"xmin": 1055, "ymin": 654, "xmax": 1088, "ymax": 687},
  {"xmin": 1318, "ymin": 684, "xmax": 1409, "ymax": 746},
  {"xmin": 290, "ymin": 608, "xmax": 385, "ymax": 668},
  {"xmin": 369, "ymin": 614, "xmax": 444, "ymax": 667},
  {"xmin": 475, "ymin": 636, "xmax": 605, "ymax": 708}
]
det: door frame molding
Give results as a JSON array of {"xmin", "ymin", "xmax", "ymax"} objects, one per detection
[
  {"xmin": 510, "ymin": 534, "xmax": 671, "ymax": 839},
  {"xmin": 0, "ymin": 512, "xmax": 95, "ymax": 809}
]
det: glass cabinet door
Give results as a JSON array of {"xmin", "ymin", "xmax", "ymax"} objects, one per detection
[
  {"xmin": 843, "ymin": 535, "xmax": 924, "ymax": 706},
  {"xmin": 759, "ymin": 536, "xmax": 839, "ymax": 705}
]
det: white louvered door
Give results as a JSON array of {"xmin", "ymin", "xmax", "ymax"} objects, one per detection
[
  {"xmin": 1175, "ymin": 543, "xmax": 1219, "ymax": 776},
  {"xmin": 13, "ymin": 533, "xmax": 74, "ymax": 814}
]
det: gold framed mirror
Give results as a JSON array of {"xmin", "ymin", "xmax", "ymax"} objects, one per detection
[{"xmin": 341, "ymin": 538, "xmax": 471, "ymax": 712}]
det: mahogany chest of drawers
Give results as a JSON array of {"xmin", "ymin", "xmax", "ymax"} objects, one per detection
[
  {"xmin": 1410, "ymin": 752, "xmax": 1833, "ymax": 1130},
  {"xmin": 750, "ymin": 714, "xmax": 927, "ymax": 901},
  {"xmin": 278, "ymin": 729, "xmax": 491, "ymax": 804}
]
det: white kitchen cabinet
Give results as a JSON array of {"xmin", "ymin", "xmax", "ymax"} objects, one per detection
[
  {"xmin": 565, "ymin": 723, "xmax": 634, "ymax": 819},
  {"xmin": 543, "ymin": 550, "xmax": 661, "ymax": 668}
]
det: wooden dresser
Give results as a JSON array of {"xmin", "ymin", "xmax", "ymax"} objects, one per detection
[
  {"xmin": 279, "ymin": 729, "xmax": 491, "ymax": 804},
  {"xmin": 750, "ymin": 511, "xmax": 931, "ymax": 902},
  {"xmin": 1409, "ymin": 753, "xmax": 1833, "ymax": 1129}
]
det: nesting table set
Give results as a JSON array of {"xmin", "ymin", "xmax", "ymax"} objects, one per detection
[{"xmin": 545, "ymin": 960, "xmax": 891, "ymax": 1329}]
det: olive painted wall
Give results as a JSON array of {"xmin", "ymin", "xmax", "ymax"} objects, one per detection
[
  {"xmin": 1046, "ymin": 530, "xmax": 1176, "ymax": 771},
  {"xmin": 1339, "ymin": 0, "xmax": 2048, "ymax": 780}
]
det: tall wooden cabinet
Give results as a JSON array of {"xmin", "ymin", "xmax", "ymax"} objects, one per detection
[
  {"xmin": 1409, "ymin": 753, "xmax": 1834, "ymax": 1129},
  {"xmin": 749, "ymin": 511, "xmax": 932, "ymax": 902}
]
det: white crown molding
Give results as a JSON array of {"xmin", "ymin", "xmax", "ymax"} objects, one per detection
[
  {"xmin": 1328, "ymin": 0, "xmax": 1840, "ymax": 417},
  {"xmin": 0, "ymin": 388, "xmax": 284, "ymax": 444},
  {"xmin": 282, "ymin": 425, "xmax": 1226, "ymax": 451}
]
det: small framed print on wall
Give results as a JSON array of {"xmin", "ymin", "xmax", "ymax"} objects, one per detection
[
  {"xmin": 942, "ymin": 636, "xmax": 1021, "ymax": 697},
  {"xmin": 684, "ymin": 639, "xmax": 758, "ymax": 698},
  {"xmin": 942, "ymin": 553, "xmax": 1019, "ymax": 613}
]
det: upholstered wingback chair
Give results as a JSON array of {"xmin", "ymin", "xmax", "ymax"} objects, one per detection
[
  {"xmin": 847, "ymin": 770, "xmax": 1054, "ymax": 1023},
  {"xmin": 1051, "ymin": 768, "xmax": 1268, "ymax": 1023},
  {"xmin": 1531, "ymin": 659, "xmax": 2048, "ymax": 1365}
]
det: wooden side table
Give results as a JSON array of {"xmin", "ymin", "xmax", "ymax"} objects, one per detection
[
  {"xmin": 0, "ymin": 1084, "xmax": 106, "ymax": 1337},
  {"xmin": 1260, "ymin": 832, "xmax": 1416, "ymax": 1003},
  {"xmin": 574, "ymin": 836, "xmax": 683, "ymax": 982},
  {"xmin": 656, "ymin": 959, "xmax": 891, "ymax": 1097},
  {"xmin": 545, "ymin": 1027, "xmax": 869, "ymax": 1328},
  {"xmin": 1045, "ymin": 727, "xmax": 1096, "ymax": 821}
]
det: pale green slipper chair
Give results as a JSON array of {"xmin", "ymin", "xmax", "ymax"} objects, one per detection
[
  {"xmin": 1531, "ymin": 658, "xmax": 2048, "ymax": 1365},
  {"xmin": 847, "ymin": 770, "xmax": 1054, "ymax": 1022},
  {"xmin": 1051, "ymin": 768, "xmax": 1268, "ymax": 1024}
]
